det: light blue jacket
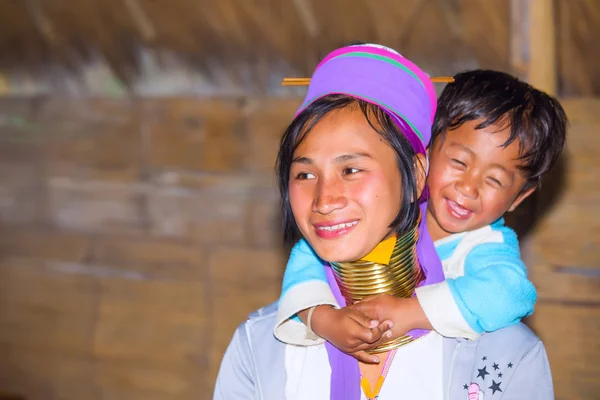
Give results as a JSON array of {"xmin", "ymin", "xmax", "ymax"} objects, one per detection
[
  {"xmin": 277, "ymin": 218, "xmax": 537, "ymax": 344},
  {"xmin": 214, "ymin": 303, "xmax": 554, "ymax": 400}
]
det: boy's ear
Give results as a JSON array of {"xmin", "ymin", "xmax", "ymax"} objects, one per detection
[
  {"xmin": 414, "ymin": 153, "xmax": 427, "ymax": 201},
  {"xmin": 507, "ymin": 187, "xmax": 536, "ymax": 212}
]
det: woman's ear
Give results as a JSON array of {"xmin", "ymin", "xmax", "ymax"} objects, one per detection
[{"xmin": 414, "ymin": 153, "xmax": 427, "ymax": 201}]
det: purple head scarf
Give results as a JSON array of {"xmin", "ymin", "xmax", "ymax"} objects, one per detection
[{"xmin": 293, "ymin": 44, "xmax": 445, "ymax": 400}]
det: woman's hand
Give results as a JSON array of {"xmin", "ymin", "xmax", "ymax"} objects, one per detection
[{"xmin": 309, "ymin": 305, "xmax": 394, "ymax": 364}]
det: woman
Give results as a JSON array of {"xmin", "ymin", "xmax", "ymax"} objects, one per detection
[{"xmin": 213, "ymin": 44, "xmax": 552, "ymax": 400}]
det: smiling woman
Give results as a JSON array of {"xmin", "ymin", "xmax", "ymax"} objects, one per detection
[{"xmin": 283, "ymin": 99, "xmax": 426, "ymax": 263}]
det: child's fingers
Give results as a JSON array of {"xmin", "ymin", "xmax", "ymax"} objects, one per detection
[
  {"xmin": 366, "ymin": 328, "xmax": 393, "ymax": 347},
  {"xmin": 349, "ymin": 308, "xmax": 379, "ymax": 329},
  {"xmin": 351, "ymin": 301, "xmax": 378, "ymax": 320},
  {"xmin": 378, "ymin": 320, "xmax": 394, "ymax": 332},
  {"xmin": 349, "ymin": 319, "xmax": 390, "ymax": 345},
  {"xmin": 351, "ymin": 351, "xmax": 381, "ymax": 365},
  {"xmin": 350, "ymin": 328, "xmax": 393, "ymax": 353},
  {"xmin": 349, "ymin": 326, "xmax": 380, "ymax": 345}
]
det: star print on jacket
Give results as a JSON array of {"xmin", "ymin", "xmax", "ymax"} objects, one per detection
[
  {"xmin": 489, "ymin": 380, "xmax": 502, "ymax": 394},
  {"xmin": 477, "ymin": 366, "xmax": 489, "ymax": 380},
  {"xmin": 471, "ymin": 356, "xmax": 517, "ymax": 396}
]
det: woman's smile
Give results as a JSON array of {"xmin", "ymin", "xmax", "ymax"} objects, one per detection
[{"xmin": 313, "ymin": 219, "xmax": 360, "ymax": 239}]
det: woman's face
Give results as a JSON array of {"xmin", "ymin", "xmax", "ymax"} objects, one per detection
[{"xmin": 288, "ymin": 106, "xmax": 403, "ymax": 262}]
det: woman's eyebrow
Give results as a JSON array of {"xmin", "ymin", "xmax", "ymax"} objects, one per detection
[
  {"xmin": 292, "ymin": 153, "xmax": 372, "ymax": 164},
  {"xmin": 333, "ymin": 153, "xmax": 372, "ymax": 163},
  {"xmin": 291, "ymin": 156, "xmax": 312, "ymax": 164}
]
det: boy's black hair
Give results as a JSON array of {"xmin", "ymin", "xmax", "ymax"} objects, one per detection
[
  {"xmin": 276, "ymin": 94, "xmax": 421, "ymax": 245},
  {"xmin": 432, "ymin": 69, "xmax": 568, "ymax": 189}
]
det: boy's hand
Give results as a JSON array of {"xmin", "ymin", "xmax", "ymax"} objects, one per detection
[
  {"xmin": 309, "ymin": 305, "xmax": 393, "ymax": 364},
  {"xmin": 352, "ymin": 295, "xmax": 433, "ymax": 338}
]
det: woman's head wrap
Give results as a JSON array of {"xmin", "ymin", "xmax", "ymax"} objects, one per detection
[{"xmin": 296, "ymin": 43, "xmax": 437, "ymax": 157}]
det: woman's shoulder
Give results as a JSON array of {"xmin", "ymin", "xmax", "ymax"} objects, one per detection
[
  {"xmin": 247, "ymin": 301, "xmax": 279, "ymax": 321},
  {"xmin": 442, "ymin": 323, "xmax": 551, "ymax": 399},
  {"xmin": 234, "ymin": 302, "xmax": 282, "ymax": 347},
  {"xmin": 449, "ymin": 323, "xmax": 543, "ymax": 371},
  {"xmin": 215, "ymin": 302, "xmax": 287, "ymax": 400},
  {"xmin": 467, "ymin": 323, "xmax": 548, "ymax": 375},
  {"xmin": 478, "ymin": 322, "xmax": 540, "ymax": 350}
]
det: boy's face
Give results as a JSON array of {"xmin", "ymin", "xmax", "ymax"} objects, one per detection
[{"xmin": 426, "ymin": 119, "xmax": 535, "ymax": 241}]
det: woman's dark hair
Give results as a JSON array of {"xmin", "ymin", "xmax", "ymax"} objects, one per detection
[
  {"xmin": 432, "ymin": 69, "xmax": 568, "ymax": 189},
  {"xmin": 276, "ymin": 94, "xmax": 421, "ymax": 245}
]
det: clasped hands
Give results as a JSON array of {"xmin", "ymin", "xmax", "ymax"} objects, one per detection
[{"xmin": 309, "ymin": 294, "xmax": 419, "ymax": 364}]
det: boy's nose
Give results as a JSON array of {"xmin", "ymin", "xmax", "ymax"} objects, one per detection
[{"xmin": 455, "ymin": 176, "xmax": 479, "ymax": 199}]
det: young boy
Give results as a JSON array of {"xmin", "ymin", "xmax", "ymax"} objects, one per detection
[{"xmin": 274, "ymin": 69, "xmax": 568, "ymax": 363}]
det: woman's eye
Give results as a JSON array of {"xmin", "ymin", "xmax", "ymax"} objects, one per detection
[
  {"xmin": 295, "ymin": 172, "xmax": 316, "ymax": 180},
  {"xmin": 343, "ymin": 167, "xmax": 361, "ymax": 175}
]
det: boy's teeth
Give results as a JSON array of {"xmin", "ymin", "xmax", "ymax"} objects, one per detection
[
  {"xmin": 449, "ymin": 201, "xmax": 470, "ymax": 215},
  {"xmin": 318, "ymin": 221, "xmax": 358, "ymax": 231}
]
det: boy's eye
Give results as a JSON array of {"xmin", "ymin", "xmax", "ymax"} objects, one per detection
[
  {"xmin": 450, "ymin": 158, "xmax": 466, "ymax": 167},
  {"xmin": 295, "ymin": 172, "xmax": 316, "ymax": 180},
  {"xmin": 487, "ymin": 177, "xmax": 503, "ymax": 187},
  {"xmin": 343, "ymin": 167, "xmax": 361, "ymax": 175}
]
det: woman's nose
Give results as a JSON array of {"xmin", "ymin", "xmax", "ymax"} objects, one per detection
[{"xmin": 312, "ymin": 179, "xmax": 348, "ymax": 214}]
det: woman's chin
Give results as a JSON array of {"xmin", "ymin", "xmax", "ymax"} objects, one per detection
[
  {"xmin": 302, "ymin": 229, "xmax": 375, "ymax": 262},
  {"xmin": 310, "ymin": 242, "xmax": 368, "ymax": 263}
]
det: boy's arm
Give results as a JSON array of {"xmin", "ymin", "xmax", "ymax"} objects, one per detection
[
  {"xmin": 274, "ymin": 238, "xmax": 339, "ymax": 345},
  {"xmin": 415, "ymin": 239, "xmax": 536, "ymax": 339},
  {"xmin": 274, "ymin": 239, "xmax": 392, "ymax": 363}
]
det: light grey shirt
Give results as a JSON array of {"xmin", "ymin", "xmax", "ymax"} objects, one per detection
[{"xmin": 214, "ymin": 302, "xmax": 553, "ymax": 400}]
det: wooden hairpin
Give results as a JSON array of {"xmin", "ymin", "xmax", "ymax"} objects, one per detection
[{"xmin": 282, "ymin": 77, "xmax": 454, "ymax": 86}]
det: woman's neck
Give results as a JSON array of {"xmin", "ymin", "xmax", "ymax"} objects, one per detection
[
  {"xmin": 330, "ymin": 223, "xmax": 421, "ymax": 305},
  {"xmin": 358, "ymin": 234, "xmax": 397, "ymax": 265}
]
